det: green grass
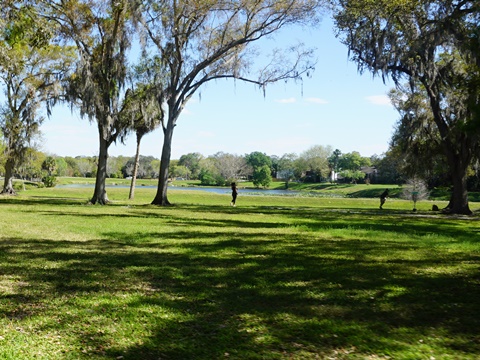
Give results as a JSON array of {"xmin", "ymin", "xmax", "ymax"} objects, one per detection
[
  {"xmin": 50, "ymin": 176, "xmax": 480, "ymax": 201},
  {"xmin": 0, "ymin": 186, "xmax": 479, "ymax": 359}
]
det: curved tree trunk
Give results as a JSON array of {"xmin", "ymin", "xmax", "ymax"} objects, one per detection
[
  {"xmin": 152, "ymin": 115, "xmax": 175, "ymax": 206},
  {"xmin": 91, "ymin": 136, "xmax": 110, "ymax": 205},
  {"xmin": 129, "ymin": 134, "xmax": 143, "ymax": 200},
  {"xmin": 1, "ymin": 158, "xmax": 16, "ymax": 195}
]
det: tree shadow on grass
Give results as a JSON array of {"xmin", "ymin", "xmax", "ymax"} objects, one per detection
[
  {"xmin": 0, "ymin": 195, "xmax": 88, "ymax": 206},
  {"xmin": 138, "ymin": 203, "xmax": 480, "ymax": 244},
  {"xmin": 0, "ymin": 232, "xmax": 479, "ymax": 359},
  {"xmin": 23, "ymin": 201, "xmax": 480, "ymax": 247}
]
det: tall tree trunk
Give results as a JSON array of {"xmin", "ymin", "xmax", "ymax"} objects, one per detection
[
  {"xmin": 427, "ymin": 88, "xmax": 473, "ymax": 215},
  {"xmin": 446, "ymin": 152, "xmax": 471, "ymax": 215},
  {"xmin": 129, "ymin": 133, "xmax": 143, "ymax": 200},
  {"xmin": 1, "ymin": 158, "xmax": 16, "ymax": 195},
  {"xmin": 152, "ymin": 115, "xmax": 175, "ymax": 206},
  {"xmin": 91, "ymin": 136, "xmax": 110, "ymax": 205}
]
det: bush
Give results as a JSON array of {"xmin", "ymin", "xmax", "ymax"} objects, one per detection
[
  {"xmin": 42, "ymin": 175, "xmax": 57, "ymax": 188},
  {"xmin": 199, "ymin": 169, "xmax": 225, "ymax": 186}
]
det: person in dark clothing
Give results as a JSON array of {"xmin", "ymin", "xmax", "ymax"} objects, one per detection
[
  {"xmin": 230, "ymin": 182, "xmax": 238, "ymax": 206},
  {"xmin": 380, "ymin": 189, "xmax": 389, "ymax": 209}
]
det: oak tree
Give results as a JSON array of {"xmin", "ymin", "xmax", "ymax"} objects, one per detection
[
  {"xmin": 133, "ymin": 0, "xmax": 323, "ymax": 205},
  {"xmin": 334, "ymin": 0, "xmax": 480, "ymax": 214},
  {"xmin": 47, "ymin": 0, "xmax": 134, "ymax": 204},
  {"xmin": 0, "ymin": 3, "xmax": 73, "ymax": 194}
]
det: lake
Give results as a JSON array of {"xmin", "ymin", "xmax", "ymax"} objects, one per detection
[{"xmin": 57, "ymin": 183, "xmax": 301, "ymax": 196}]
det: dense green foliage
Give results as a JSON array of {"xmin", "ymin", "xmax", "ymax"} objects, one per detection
[
  {"xmin": 334, "ymin": 0, "xmax": 480, "ymax": 214},
  {"xmin": 0, "ymin": 187, "xmax": 478, "ymax": 359},
  {"xmin": 0, "ymin": 3, "xmax": 74, "ymax": 194},
  {"xmin": 252, "ymin": 164, "xmax": 273, "ymax": 188}
]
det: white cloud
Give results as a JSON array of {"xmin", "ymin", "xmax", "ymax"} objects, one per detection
[
  {"xmin": 305, "ymin": 97, "xmax": 328, "ymax": 104},
  {"xmin": 366, "ymin": 95, "xmax": 392, "ymax": 106},
  {"xmin": 275, "ymin": 97, "xmax": 297, "ymax": 104}
]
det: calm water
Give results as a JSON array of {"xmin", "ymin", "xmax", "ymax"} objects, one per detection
[
  {"xmin": 58, "ymin": 183, "xmax": 300, "ymax": 196},
  {"xmin": 169, "ymin": 186, "xmax": 298, "ymax": 196}
]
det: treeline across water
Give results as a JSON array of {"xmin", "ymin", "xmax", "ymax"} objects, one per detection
[{"xmin": 6, "ymin": 145, "xmax": 480, "ymax": 194}]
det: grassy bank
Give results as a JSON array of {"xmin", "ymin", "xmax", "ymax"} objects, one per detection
[
  {"xmin": 43, "ymin": 176, "xmax": 480, "ymax": 202},
  {"xmin": 0, "ymin": 187, "xmax": 479, "ymax": 359}
]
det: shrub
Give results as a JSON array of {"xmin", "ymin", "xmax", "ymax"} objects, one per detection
[{"xmin": 42, "ymin": 175, "xmax": 57, "ymax": 188}]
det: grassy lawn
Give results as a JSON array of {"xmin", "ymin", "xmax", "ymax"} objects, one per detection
[{"xmin": 0, "ymin": 186, "xmax": 479, "ymax": 359}]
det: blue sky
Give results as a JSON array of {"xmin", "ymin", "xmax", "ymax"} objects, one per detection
[{"xmin": 40, "ymin": 17, "xmax": 399, "ymax": 160}]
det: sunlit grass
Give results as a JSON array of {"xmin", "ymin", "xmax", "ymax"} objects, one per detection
[{"xmin": 0, "ymin": 186, "xmax": 479, "ymax": 359}]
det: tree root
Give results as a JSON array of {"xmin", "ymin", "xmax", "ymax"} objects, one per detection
[{"xmin": 0, "ymin": 188, "xmax": 17, "ymax": 196}]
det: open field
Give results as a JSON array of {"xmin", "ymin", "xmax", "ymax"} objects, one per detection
[{"xmin": 0, "ymin": 186, "xmax": 479, "ymax": 359}]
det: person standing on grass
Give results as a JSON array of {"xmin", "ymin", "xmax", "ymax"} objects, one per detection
[
  {"xmin": 230, "ymin": 182, "xmax": 238, "ymax": 206},
  {"xmin": 380, "ymin": 189, "xmax": 389, "ymax": 209}
]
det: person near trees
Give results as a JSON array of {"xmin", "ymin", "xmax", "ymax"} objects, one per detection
[
  {"xmin": 230, "ymin": 182, "xmax": 238, "ymax": 207},
  {"xmin": 380, "ymin": 189, "xmax": 389, "ymax": 209}
]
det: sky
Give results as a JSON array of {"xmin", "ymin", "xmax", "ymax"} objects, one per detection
[{"xmin": 40, "ymin": 17, "xmax": 399, "ymax": 160}]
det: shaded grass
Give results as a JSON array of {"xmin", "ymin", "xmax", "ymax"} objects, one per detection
[{"xmin": 0, "ymin": 187, "xmax": 479, "ymax": 359}]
